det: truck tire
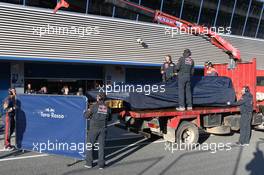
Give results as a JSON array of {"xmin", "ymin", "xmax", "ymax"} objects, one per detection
[{"xmin": 176, "ymin": 121, "xmax": 199, "ymax": 144}]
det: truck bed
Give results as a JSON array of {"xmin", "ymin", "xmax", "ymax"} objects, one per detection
[{"xmin": 120, "ymin": 106, "xmax": 240, "ymax": 118}]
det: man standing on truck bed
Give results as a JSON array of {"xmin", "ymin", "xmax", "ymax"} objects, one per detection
[
  {"xmin": 229, "ymin": 86, "xmax": 253, "ymax": 146},
  {"xmin": 176, "ymin": 49, "xmax": 194, "ymax": 111},
  {"xmin": 160, "ymin": 55, "xmax": 177, "ymax": 82},
  {"xmin": 205, "ymin": 61, "xmax": 218, "ymax": 76},
  {"xmin": 85, "ymin": 92, "xmax": 111, "ymax": 169}
]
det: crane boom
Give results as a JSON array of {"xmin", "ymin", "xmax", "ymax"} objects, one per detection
[{"xmin": 105, "ymin": 0, "xmax": 241, "ymax": 61}]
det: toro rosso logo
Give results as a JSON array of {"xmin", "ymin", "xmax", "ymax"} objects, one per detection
[{"xmin": 36, "ymin": 107, "xmax": 65, "ymax": 119}]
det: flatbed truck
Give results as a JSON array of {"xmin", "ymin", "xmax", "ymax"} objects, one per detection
[{"xmin": 114, "ymin": 59, "xmax": 264, "ymax": 144}]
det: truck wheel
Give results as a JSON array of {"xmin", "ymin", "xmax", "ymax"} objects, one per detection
[{"xmin": 176, "ymin": 121, "xmax": 199, "ymax": 144}]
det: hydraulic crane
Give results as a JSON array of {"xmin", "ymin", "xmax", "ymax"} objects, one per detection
[{"xmin": 105, "ymin": 0, "xmax": 241, "ymax": 63}]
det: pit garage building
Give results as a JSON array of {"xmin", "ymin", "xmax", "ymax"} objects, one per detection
[{"xmin": 0, "ymin": 2, "xmax": 264, "ymax": 102}]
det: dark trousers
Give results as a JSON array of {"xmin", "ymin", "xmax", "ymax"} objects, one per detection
[
  {"xmin": 239, "ymin": 112, "xmax": 252, "ymax": 144},
  {"xmin": 163, "ymin": 75, "xmax": 175, "ymax": 82},
  {"xmin": 162, "ymin": 75, "xmax": 171, "ymax": 82},
  {"xmin": 5, "ymin": 112, "xmax": 15, "ymax": 148},
  {"xmin": 162, "ymin": 74, "xmax": 166, "ymax": 82},
  {"xmin": 178, "ymin": 76, "xmax": 192, "ymax": 107},
  {"xmin": 86, "ymin": 127, "xmax": 106, "ymax": 167}
]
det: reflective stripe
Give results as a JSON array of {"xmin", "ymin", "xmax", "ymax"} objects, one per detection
[{"xmin": 5, "ymin": 113, "xmax": 9, "ymax": 147}]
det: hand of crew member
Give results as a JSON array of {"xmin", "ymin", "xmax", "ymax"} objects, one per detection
[
  {"xmin": 7, "ymin": 107, "xmax": 15, "ymax": 113},
  {"xmin": 3, "ymin": 102, "xmax": 8, "ymax": 110}
]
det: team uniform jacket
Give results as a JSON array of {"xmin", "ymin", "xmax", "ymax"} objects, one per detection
[{"xmin": 86, "ymin": 101, "xmax": 111, "ymax": 128}]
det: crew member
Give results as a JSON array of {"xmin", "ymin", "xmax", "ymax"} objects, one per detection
[
  {"xmin": 161, "ymin": 55, "xmax": 177, "ymax": 82},
  {"xmin": 229, "ymin": 86, "xmax": 253, "ymax": 146},
  {"xmin": 39, "ymin": 86, "xmax": 48, "ymax": 94},
  {"xmin": 76, "ymin": 87, "xmax": 84, "ymax": 96},
  {"xmin": 176, "ymin": 49, "xmax": 194, "ymax": 111},
  {"xmin": 85, "ymin": 92, "xmax": 111, "ymax": 169},
  {"xmin": 61, "ymin": 86, "xmax": 69, "ymax": 95},
  {"xmin": 205, "ymin": 61, "xmax": 218, "ymax": 76},
  {"xmin": 25, "ymin": 83, "xmax": 34, "ymax": 94},
  {"xmin": 3, "ymin": 88, "xmax": 16, "ymax": 150}
]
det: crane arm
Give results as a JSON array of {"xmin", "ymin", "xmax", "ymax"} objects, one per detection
[{"xmin": 105, "ymin": 0, "xmax": 241, "ymax": 61}]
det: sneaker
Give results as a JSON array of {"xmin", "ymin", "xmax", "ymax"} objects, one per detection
[
  {"xmin": 99, "ymin": 164, "xmax": 106, "ymax": 169},
  {"xmin": 234, "ymin": 142, "xmax": 241, "ymax": 146},
  {"xmin": 176, "ymin": 107, "xmax": 185, "ymax": 111},
  {"xmin": 242, "ymin": 144, "xmax": 249, "ymax": 147},
  {"xmin": 84, "ymin": 165, "xmax": 92, "ymax": 169},
  {"xmin": 187, "ymin": 107, "xmax": 193, "ymax": 110},
  {"xmin": 4, "ymin": 146, "xmax": 14, "ymax": 151}
]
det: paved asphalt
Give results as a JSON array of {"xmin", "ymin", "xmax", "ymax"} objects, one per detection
[{"xmin": 0, "ymin": 120, "xmax": 264, "ymax": 175}]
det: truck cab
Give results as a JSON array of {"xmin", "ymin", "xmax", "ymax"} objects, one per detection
[{"xmin": 256, "ymin": 70, "xmax": 264, "ymax": 107}]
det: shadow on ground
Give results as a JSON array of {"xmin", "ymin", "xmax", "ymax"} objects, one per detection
[{"xmin": 245, "ymin": 138, "xmax": 264, "ymax": 175}]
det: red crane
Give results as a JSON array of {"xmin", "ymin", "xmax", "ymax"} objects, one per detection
[
  {"xmin": 53, "ymin": 0, "xmax": 69, "ymax": 14},
  {"xmin": 105, "ymin": 0, "xmax": 241, "ymax": 61}
]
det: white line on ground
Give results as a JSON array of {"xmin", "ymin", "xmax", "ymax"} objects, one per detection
[
  {"xmin": 0, "ymin": 154, "xmax": 48, "ymax": 162},
  {"xmin": 153, "ymin": 140, "xmax": 167, "ymax": 144},
  {"xmin": 0, "ymin": 138, "xmax": 165, "ymax": 162}
]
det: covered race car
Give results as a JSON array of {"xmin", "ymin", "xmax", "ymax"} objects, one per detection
[{"xmin": 87, "ymin": 76, "xmax": 236, "ymax": 110}]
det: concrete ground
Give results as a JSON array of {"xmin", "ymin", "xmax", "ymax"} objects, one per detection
[{"xmin": 0, "ymin": 120, "xmax": 264, "ymax": 175}]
